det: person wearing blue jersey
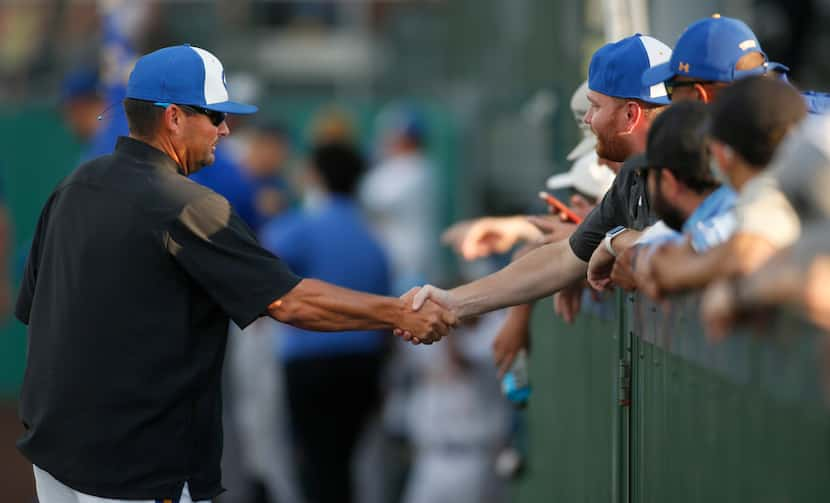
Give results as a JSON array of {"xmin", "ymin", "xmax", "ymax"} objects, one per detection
[{"xmin": 260, "ymin": 142, "xmax": 391, "ymax": 503}]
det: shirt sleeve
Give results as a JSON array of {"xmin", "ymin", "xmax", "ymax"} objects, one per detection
[
  {"xmin": 568, "ymin": 171, "xmax": 627, "ymax": 262},
  {"xmin": 735, "ymin": 176, "xmax": 801, "ymax": 249},
  {"xmin": 165, "ymin": 192, "xmax": 302, "ymax": 329},
  {"xmin": 14, "ymin": 192, "xmax": 57, "ymax": 325}
]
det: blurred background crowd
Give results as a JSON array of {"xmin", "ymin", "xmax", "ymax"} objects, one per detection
[{"xmin": 1, "ymin": 0, "xmax": 830, "ymax": 502}]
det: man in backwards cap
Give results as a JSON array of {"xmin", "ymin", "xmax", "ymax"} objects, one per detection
[
  {"xmin": 402, "ymin": 34, "xmax": 671, "ymax": 333},
  {"xmin": 15, "ymin": 45, "xmax": 454, "ymax": 503}
]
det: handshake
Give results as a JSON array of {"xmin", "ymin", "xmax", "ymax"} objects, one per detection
[{"xmin": 393, "ymin": 285, "xmax": 458, "ymax": 345}]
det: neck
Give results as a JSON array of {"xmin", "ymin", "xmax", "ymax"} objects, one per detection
[
  {"xmin": 729, "ymin": 160, "xmax": 762, "ymax": 191},
  {"xmin": 131, "ymin": 134, "xmax": 187, "ymax": 174},
  {"xmin": 626, "ymin": 124, "xmax": 649, "ymax": 160}
]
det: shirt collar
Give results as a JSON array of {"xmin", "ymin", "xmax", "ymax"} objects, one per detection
[
  {"xmin": 114, "ymin": 136, "xmax": 183, "ymax": 175},
  {"xmin": 682, "ymin": 186, "xmax": 736, "ymax": 234}
]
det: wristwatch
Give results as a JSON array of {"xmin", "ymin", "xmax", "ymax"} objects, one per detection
[{"xmin": 603, "ymin": 226, "xmax": 628, "ymax": 258}]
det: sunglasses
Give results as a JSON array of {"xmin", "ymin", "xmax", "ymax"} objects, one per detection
[
  {"xmin": 153, "ymin": 102, "xmax": 227, "ymax": 127},
  {"xmin": 665, "ymin": 80, "xmax": 714, "ymax": 100}
]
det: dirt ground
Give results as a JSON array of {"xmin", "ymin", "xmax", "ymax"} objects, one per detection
[{"xmin": 0, "ymin": 401, "xmax": 34, "ymax": 502}]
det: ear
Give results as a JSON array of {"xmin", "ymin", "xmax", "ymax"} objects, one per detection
[
  {"xmin": 710, "ymin": 140, "xmax": 733, "ymax": 170},
  {"xmin": 621, "ymin": 101, "xmax": 644, "ymax": 134},
  {"xmin": 659, "ymin": 168, "xmax": 681, "ymax": 197},
  {"xmin": 161, "ymin": 105, "xmax": 186, "ymax": 135},
  {"xmin": 693, "ymin": 83, "xmax": 711, "ymax": 104}
]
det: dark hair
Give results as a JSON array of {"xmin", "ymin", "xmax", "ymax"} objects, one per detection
[
  {"xmin": 311, "ymin": 142, "xmax": 366, "ymax": 195},
  {"xmin": 123, "ymin": 98, "xmax": 164, "ymax": 138},
  {"xmin": 646, "ymin": 101, "xmax": 717, "ymax": 193},
  {"xmin": 710, "ymin": 76, "xmax": 807, "ymax": 167}
]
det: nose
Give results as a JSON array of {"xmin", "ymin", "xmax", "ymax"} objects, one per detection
[
  {"xmin": 583, "ymin": 108, "xmax": 593, "ymax": 127},
  {"xmin": 218, "ymin": 121, "xmax": 230, "ymax": 136}
]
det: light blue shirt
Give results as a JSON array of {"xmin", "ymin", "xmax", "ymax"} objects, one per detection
[{"xmin": 682, "ymin": 186, "xmax": 737, "ymax": 252}]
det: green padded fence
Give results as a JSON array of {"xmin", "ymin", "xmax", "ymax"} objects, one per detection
[{"xmin": 516, "ymin": 293, "xmax": 830, "ymax": 502}]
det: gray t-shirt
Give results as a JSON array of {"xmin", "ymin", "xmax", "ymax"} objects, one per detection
[{"xmin": 772, "ymin": 114, "xmax": 830, "ymax": 223}]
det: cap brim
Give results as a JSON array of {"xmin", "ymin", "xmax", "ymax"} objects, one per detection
[
  {"xmin": 766, "ymin": 61, "xmax": 790, "ymax": 74},
  {"xmin": 546, "ymin": 173, "xmax": 575, "ymax": 190},
  {"xmin": 566, "ymin": 135, "xmax": 596, "ymax": 161},
  {"xmin": 641, "ymin": 62, "xmax": 675, "ymax": 87},
  {"xmin": 204, "ymin": 101, "xmax": 258, "ymax": 115}
]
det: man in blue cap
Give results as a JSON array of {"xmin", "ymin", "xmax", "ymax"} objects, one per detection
[
  {"xmin": 642, "ymin": 15, "xmax": 769, "ymax": 104},
  {"xmin": 15, "ymin": 45, "xmax": 455, "ymax": 503},
  {"xmin": 642, "ymin": 14, "xmax": 830, "ymax": 113},
  {"xmin": 397, "ymin": 34, "xmax": 673, "ymax": 332}
]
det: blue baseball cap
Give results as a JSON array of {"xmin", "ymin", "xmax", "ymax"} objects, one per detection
[
  {"xmin": 642, "ymin": 15, "xmax": 767, "ymax": 87},
  {"xmin": 588, "ymin": 34, "xmax": 672, "ymax": 105},
  {"xmin": 61, "ymin": 67, "xmax": 100, "ymax": 103},
  {"xmin": 127, "ymin": 44, "xmax": 257, "ymax": 115}
]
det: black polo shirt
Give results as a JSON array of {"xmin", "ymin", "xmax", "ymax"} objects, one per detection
[
  {"xmin": 14, "ymin": 137, "xmax": 301, "ymax": 500},
  {"xmin": 568, "ymin": 153, "xmax": 656, "ymax": 262}
]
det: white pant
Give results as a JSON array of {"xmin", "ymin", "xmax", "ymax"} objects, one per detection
[{"xmin": 34, "ymin": 465, "xmax": 210, "ymax": 503}]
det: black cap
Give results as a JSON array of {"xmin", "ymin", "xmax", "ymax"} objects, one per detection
[
  {"xmin": 645, "ymin": 100, "xmax": 716, "ymax": 192},
  {"xmin": 710, "ymin": 76, "xmax": 807, "ymax": 166}
]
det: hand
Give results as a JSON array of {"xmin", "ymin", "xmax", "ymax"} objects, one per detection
[
  {"xmin": 635, "ymin": 246, "xmax": 664, "ymax": 300},
  {"xmin": 395, "ymin": 288, "xmax": 457, "ymax": 345},
  {"xmin": 443, "ymin": 217, "xmax": 543, "ymax": 260},
  {"xmin": 553, "ymin": 282, "xmax": 583, "ymax": 324},
  {"xmin": 492, "ymin": 305, "xmax": 531, "ymax": 376},
  {"xmin": 701, "ymin": 280, "xmax": 737, "ymax": 342},
  {"xmin": 610, "ymin": 245, "xmax": 639, "ymax": 292},
  {"xmin": 587, "ymin": 244, "xmax": 616, "ymax": 291},
  {"xmin": 525, "ymin": 215, "xmax": 577, "ymax": 244}
]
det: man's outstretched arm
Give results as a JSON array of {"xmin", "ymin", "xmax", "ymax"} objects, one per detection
[
  {"xmin": 269, "ymin": 279, "xmax": 456, "ymax": 343},
  {"xmin": 412, "ymin": 239, "xmax": 588, "ymax": 319}
]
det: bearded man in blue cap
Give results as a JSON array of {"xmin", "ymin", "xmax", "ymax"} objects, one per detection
[{"xmin": 15, "ymin": 45, "xmax": 455, "ymax": 503}]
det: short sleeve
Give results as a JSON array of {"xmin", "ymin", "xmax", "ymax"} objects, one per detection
[
  {"xmin": 569, "ymin": 172, "xmax": 626, "ymax": 262},
  {"xmin": 165, "ymin": 192, "xmax": 301, "ymax": 328},
  {"xmin": 735, "ymin": 176, "xmax": 801, "ymax": 249}
]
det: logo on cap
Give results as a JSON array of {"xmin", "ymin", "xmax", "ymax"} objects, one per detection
[
  {"xmin": 678, "ymin": 62, "xmax": 690, "ymax": 73},
  {"xmin": 739, "ymin": 40, "xmax": 757, "ymax": 51}
]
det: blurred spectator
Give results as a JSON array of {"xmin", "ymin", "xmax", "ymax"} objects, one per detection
[
  {"xmin": 628, "ymin": 102, "xmax": 734, "ymax": 296},
  {"xmin": 59, "ymin": 67, "xmax": 104, "ymax": 143},
  {"xmin": 260, "ymin": 142, "xmax": 389, "ymax": 503},
  {"xmin": 643, "ymin": 76, "xmax": 807, "ymax": 296},
  {"xmin": 702, "ymin": 113, "xmax": 830, "ymax": 338},
  {"xmin": 243, "ymin": 122, "xmax": 296, "ymax": 226},
  {"xmin": 360, "ymin": 103, "xmax": 438, "ymax": 294},
  {"xmin": 308, "ymin": 105, "xmax": 357, "ymax": 147},
  {"xmin": 492, "ymin": 151, "xmax": 614, "ymax": 373},
  {"xmin": 401, "ymin": 310, "xmax": 512, "ymax": 503}
]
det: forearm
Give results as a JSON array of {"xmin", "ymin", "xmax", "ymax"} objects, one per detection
[
  {"xmin": 655, "ymin": 243, "xmax": 729, "ymax": 292},
  {"xmin": 451, "ymin": 239, "xmax": 587, "ymax": 318},
  {"xmin": 733, "ymin": 248, "xmax": 803, "ymax": 309},
  {"xmin": 268, "ymin": 278, "xmax": 405, "ymax": 331}
]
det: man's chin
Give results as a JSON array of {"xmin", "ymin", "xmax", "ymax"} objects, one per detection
[{"xmin": 187, "ymin": 155, "xmax": 216, "ymax": 176}]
